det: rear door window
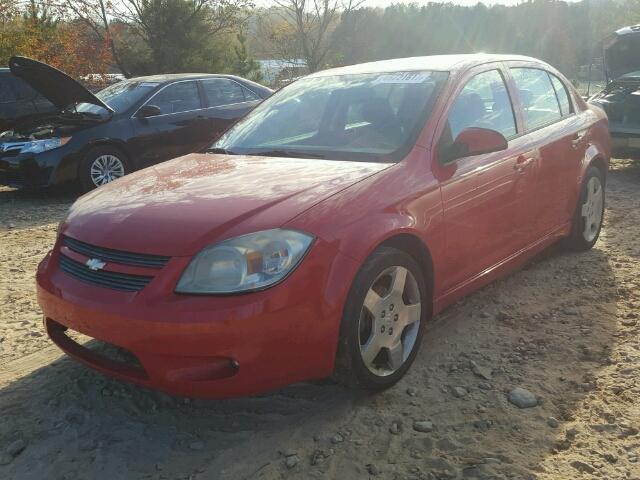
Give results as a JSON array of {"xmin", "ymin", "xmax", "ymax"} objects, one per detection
[
  {"xmin": 202, "ymin": 79, "xmax": 247, "ymax": 107},
  {"xmin": 445, "ymin": 69, "xmax": 517, "ymax": 141},
  {"xmin": 510, "ymin": 68, "xmax": 562, "ymax": 130},
  {"xmin": 549, "ymin": 74, "xmax": 572, "ymax": 116}
]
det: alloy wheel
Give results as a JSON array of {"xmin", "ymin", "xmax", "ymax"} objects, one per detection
[
  {"xmin": 358, "ymin": 266, "xmax": 421, "ymax": 376},
  {"xmin": 90, "ymin": 154, "xmax": 125, "ymax": 187},
  {"xmin": 581, "ymin": 176, "xmax": 604, "ymax": 242}
]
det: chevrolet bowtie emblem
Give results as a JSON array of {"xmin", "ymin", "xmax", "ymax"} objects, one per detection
[{"xmin": 85, "ymin": 258, "xmax": 106, "ymax": 271}]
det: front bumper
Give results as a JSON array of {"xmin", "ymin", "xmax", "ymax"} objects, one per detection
[
  {"xmin": 0, "ymin": 147, "xmax": 77, "ymax": 187},
  {"xmin": 36, "ymin": 237, "xmax": 359, "ymax": 398}
]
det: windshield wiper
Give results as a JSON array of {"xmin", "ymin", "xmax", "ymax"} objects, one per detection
[
  {"xmin": 206, "ymin": 147, "xmax": 238, "ymax": 155},
  {"xmin": 244, "ymin": 149, "xmax": 326, "ymax": 159}
]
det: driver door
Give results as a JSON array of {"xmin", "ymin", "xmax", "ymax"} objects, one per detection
[{"xmin": 435, "ymin": 66, "xmax": 538, "ymax": 294}]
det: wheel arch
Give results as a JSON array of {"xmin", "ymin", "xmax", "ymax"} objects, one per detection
[
  {"xmin": 77, "ymin": 139, "xmax": 132, "ymax": 175},
  {"xmin": 375, "ymin": 233, "xmax": 435, "ymax": 320}
]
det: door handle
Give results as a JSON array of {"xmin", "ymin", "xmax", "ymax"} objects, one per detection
[{"xmin": 514, "ymin": 156, "xmax": 534, "ymax": 172}]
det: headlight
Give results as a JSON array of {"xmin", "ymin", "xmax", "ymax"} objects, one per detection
[
  {"xmin": 21, "ymin": 137, "xmax": 71, "ymax": 154},
  {"xmin": 176, "ymin": 229, "xmax": 314, "ymax": 294}
]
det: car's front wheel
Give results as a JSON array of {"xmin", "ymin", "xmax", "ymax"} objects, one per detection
[
  {"xmin": 334, "ymin": 247, "xmax": 427, "ymax": 391},
  {"xmin": 80, "ymin": 146, "xmax": 130, "ymax": 192}
]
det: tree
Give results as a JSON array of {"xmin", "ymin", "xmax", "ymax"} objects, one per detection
[
  {"xmin": 116, "ymin": 0, "xmax": 253, "ymax": 73},
  {"xmin": 271, "ymin": 0, "xmax": 364, "ymax": 72},
  {"xmin": 231, "ymin": 29, "xmax": 262, "ymax": 81},
  {"xmin": 60, "ymin": 0, "xmax": 131, "ymax": 76}
]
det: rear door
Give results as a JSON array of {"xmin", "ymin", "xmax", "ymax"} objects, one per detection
[
  {"xmin": 132, "ymin": 80, "xmax": 206, "ymax": 166},
  {"xmin": 199, "ymin": 78, "xmax": 262, "ymax": 144},
  {"xmin": 435, "ymin": 66, "xmax": 538, "ymax": 293},
  {"xmin": 508, "ymin": 66, "xmax": 587, "ymax": 236}
]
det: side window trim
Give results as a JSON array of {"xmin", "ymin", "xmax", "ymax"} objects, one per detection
[
  {"xmin": 548, "ymin": 72, "xmax": 574, "ymax": 117},
  {"xmin": 132, "ymin": 80, "xmax": 203, "ymax": 118},
  {"xmin": 201, "ymin": 78, "xmax": 259, "ymax": 109}
]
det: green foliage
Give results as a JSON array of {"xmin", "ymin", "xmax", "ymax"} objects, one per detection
[{"xmin": 231, "ymin": 30, "xmax": 262, "ymax": 81}]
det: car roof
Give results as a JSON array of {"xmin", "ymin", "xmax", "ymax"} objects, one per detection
[
  {"xmin": 309, "ymin": 54, "xmax": 545, "ymax": 78},
  {"xmin": 125, "ymin": 73, "xmax": 247, "ymax": 83}
]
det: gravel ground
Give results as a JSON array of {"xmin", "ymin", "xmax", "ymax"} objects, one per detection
[{"xmin": 0, "ymin": 159, "xmax": 638, "ymax": 480}]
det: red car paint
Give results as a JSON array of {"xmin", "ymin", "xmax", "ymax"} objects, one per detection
[{"xmin": 36, "ymin": 55, "xmax": 610, "ymax": 398}]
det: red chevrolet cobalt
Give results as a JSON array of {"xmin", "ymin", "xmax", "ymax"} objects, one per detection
[{"xmin": 37, "ymin": 55, "xmax": 610, "ymax": 398}]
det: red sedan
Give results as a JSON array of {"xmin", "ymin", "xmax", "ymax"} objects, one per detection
[{"xmin": 36, "ymin": 55, "xmax": 609, "ymax": 398}]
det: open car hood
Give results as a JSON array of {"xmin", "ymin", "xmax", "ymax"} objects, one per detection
[
  {"xmin": 604, "ymin": 25, "xmax": 640, "ymax": 82},
  {"xmin": 9, "ymin": 56, "xmax": 113, "ymax": 112}
]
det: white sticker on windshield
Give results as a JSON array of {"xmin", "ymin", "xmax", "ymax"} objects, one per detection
[
  {"xmin": 139, "ymin": 82, "xmax": 160, "ymax": 88},
  {"xmin": 374, "ymin": 73, "xmax": 430, "ymax": 84}
]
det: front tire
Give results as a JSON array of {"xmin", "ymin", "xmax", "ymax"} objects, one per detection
[
  {"xmin": 80, "ymin": 146, "xmax": 130, "ymax": 192},
  {"xmin": 566, "ymin": 166, "xmax": 605, "ymax": 251},
  {"xmin": 334, "ymin": 247, "xmax": 427, "ymax": 391}
]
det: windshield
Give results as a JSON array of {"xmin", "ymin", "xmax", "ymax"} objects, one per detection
[
  {"xmin": 73, "ymin": 80, "xmax": 161, "ymax": 115},
  {"xmin": 213, "ymin": 70, "xmax": 449, "ymax": 162}
]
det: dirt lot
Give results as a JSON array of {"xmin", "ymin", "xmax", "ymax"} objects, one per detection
[{"xmin": 0, "ymin": 159, "xmax": 639, "ymax": 480}]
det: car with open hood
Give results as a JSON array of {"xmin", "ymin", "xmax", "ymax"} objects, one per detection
[
  {"xmin": 0, "ymin": 56, "xmax": 272, "ymax": 190},
  {"xmin": 0, "ymin": 67, "xmax": 56, "ymax": 132},
  {"xmin": 37, "ymin": 54, "xmax": 609, "ymax": 399},
  {"xmin": 589, "ymin": 24, "xmax": 640, "ymax": 154}
]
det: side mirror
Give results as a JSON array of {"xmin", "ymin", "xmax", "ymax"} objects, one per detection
[
  {"xmin": 136, "ymin": 104, "xmax": 162, "ymax": 118},
  {"xmin": 439, "ymin": 127, "xmax": 508, "ymax": 164}
]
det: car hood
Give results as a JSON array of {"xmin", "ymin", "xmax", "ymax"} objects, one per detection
[
  {"xmin": 63, "ymin": 154, "xmax": 392, "ymax": 256},
  {"xmin": 9, "ymin": 56, "xmax": 113, "ymax": 112},
  {"xmin": 604, "ymin": 25, "xmax": 640, "ymax": 82}
]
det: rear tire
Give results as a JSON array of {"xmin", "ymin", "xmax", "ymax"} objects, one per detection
[
  {"xmin": 565, "ymin": 166, "xmax": 605, "ymax": 251},
  {"xmin": 80, "ymin": 146, "xmax": 130, "ymax": 192},
  {"xmin": 333, "ymin": 247, "xmax": 428, "ymax": 391}
]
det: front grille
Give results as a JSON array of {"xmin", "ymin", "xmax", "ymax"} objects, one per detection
[
  {"xmin": 63, "ymin": 236, "xmax": 170, "ymax": 268},
  {"xmin": 59, "ymin": 254, "xmax": 153, "ymax": 292}
]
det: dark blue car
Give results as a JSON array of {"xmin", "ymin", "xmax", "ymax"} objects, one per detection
[{"xmin": 0, "ymin": 57, "xmax": 272, "ymax": 191}]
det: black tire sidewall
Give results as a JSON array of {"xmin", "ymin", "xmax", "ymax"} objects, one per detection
[
  {"xmin": 568, "ymin": 166, "xmax": 605, "ymax": 251},
  {"xmin": 80, "ymin": 146, "xmax": 129, "ymax": 192},
  {"xmin": 337, "ymin": 247, "xmax": 427, "ymax": 391}
]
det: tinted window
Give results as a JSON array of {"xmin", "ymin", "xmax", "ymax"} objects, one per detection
[
  {"xmin": 550, "ymin": 74, "xmax": 572, "ymax": 116},
  {"xmin": 202, "ymin": 79, "xmax": 246, "ymax": 107},
  {"xmin": 214, "ymin": 71, "xmax": 449, "ymax": 162},
  {"xmin": 511, "ymin": 68, "xmax": 562, "ymax": 130},
  {"xmin": 0, "ymin": 75, "xmax": 17, "ymax": 103},
  {"xmin": 150, "ymin": 81, "xmax": 201, "ymax": 114},
  {"xmin": 446, "ymin": 69, "xmax": 516, "ymax": 140}
]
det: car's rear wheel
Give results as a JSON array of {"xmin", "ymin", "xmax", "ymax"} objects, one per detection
[
  {"xmin": 566, "ymin": 165, "xmax": 605, "ymax": 251},
  {"xmin": 80, "ymin": 146, "xmax": 129, "ymax": 192},
  {"xmin": 334, "ymin": 247, "xmax": 427, "ymax": 391}
]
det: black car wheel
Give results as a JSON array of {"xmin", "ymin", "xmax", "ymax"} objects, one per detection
[
  {"xmin": 80, "ymin": 146, "xmax": 130, "ymax": 192},
  {"xmin": 333, "ymin": 247, "xmax": 427, "ymax": 391}
]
